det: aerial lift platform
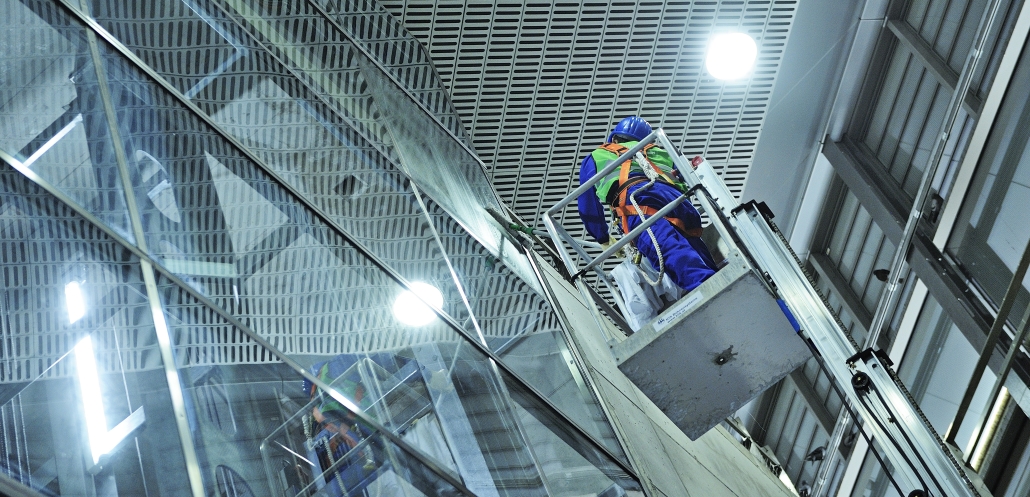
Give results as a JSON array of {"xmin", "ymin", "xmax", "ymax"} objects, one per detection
[{"xmin": 541, "ymin": 129, "xmax": 990, "ymax": 497}]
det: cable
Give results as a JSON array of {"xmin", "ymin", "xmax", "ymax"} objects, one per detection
[
  {"xmin": 759, "ymin": 204, "xmax": 978, "ymax": 495},
  {"xmin": 856, "ymin": 390, "xmax": 932, "ymax": 495},
  {"xmin": 867, "ymin": 382, "xmax": 946, "ymax": 496},
  {"xmin": 799, "ymin": 339, "xmax": 908, "ymax": 496},
  {"xmin": 627, "ymin": 151, "xmax": 666, "ymax": 286}
]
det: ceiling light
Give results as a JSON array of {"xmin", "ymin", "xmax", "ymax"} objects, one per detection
[
  {"xmin": 66, "ymin": 281, "xmax": 86, "ymax": 324},
  {"xmin": 705, "ymin": 32, "xmax": 758, "ymax": 80},
  {"xmin": 393, "ymin": 282, "xmax": 443, "ymax": 327}
]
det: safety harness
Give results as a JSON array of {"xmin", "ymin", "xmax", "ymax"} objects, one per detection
[{"xmin": 602, "ymin": 143, "xmax": 704, "ymax": 239}]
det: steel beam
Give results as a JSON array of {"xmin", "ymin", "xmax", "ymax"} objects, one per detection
[
  {"xmin": 823, "ymin": 136, "xmax": 1015, "ymax": 381},
  {"xmin": 809, "ymin": 253, "xmax": 874, "ymax": 334},
  {"xmin": 886, "ymin": 19, "xmax": 983, "ymax": 117},
  {"xmin": 822, "ymin": 138, "xmax": 907, "ymax": 241}
]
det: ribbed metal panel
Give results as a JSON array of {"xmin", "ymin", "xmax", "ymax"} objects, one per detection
[
  {"xmin": 380, "ymin": 0, "xmax": 798, "ymax": 237},
  {"xmin": 825, "ymin": 190, "xmax": 896, "ymax": 315},
  {"xmin": 905, "ymin": 0, "xmax": 1016, "ymax": 95}
]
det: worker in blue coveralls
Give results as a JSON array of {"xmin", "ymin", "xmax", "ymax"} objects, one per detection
[{"xmin": 577, "ymin": 116, "xmax": 717, "ymax": 292}]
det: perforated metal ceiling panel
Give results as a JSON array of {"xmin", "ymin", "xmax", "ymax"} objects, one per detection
[{"xmin": 379, "ymin": 0, "xmax": 798, "ymax": 237}]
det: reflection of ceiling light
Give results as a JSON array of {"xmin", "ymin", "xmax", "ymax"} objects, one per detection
[
  {"xmin": 75, "ymin": 336, "xmax": 108, "ymax": 464},
  {"xmin": 66, "ymin": 281, "xmax": 86, "ymax": 324},
  {"xmin": 75, "ymin": 335, "xmax": 147, "ymax": 467},
  {"xmin": 705, "ymin": 32, "xmax": 758, "ymax": 80},
  {"xmin": 393, "ymin": 282, "xmax": 443, "ymax": 326},
  {"xmin": 23, "ymin": 114, "xmax": 82, "ymax": 168}
]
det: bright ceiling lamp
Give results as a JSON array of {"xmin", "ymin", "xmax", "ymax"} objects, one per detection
[
  {"xmin": 66, "ymin": 281, "xmax": 87, "ymax": 324},
  {"xmin": 705, "ymin": 32, "xmax": 758, "ymax": 80},
  {"xmin": 393, "ymin": 282, "xmax": 443, "ymax": 327}
]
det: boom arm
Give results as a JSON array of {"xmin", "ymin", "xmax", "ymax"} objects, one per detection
[{"xmin": 542, "ymin": 128, "xmax": 987, "ymax": 497}]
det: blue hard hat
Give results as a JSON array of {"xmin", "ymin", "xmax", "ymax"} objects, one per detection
[{"xmin": 607, "ymin": 116, "xmax": 653, "ymax": 143}]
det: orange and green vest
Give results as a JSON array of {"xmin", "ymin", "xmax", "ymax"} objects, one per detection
[
  {"xmin": 591, "ymin": 141, "xmax": 681, "ymax": 203},
  {"xmin": 591, "ymin": 141, "xmax": 701, "ymax": 238}
]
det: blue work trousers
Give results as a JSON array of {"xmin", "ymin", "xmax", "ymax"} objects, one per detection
[{"xmin": 622, "ymin": 181, "xmax": 717, "ymax": 292}]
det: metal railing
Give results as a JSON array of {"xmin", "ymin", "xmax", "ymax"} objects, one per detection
[
  {"xmin": 541, "ymin": 128, "xmax": 988, "ymax": 496},
  {"xmin": 540, "ymin": 128, "xmax": 737, "ymax": 341}
]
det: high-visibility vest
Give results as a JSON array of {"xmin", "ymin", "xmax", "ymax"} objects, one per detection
[{"xmin": 591, "ymin": 142, "xmax": 702, "ymax": 238}]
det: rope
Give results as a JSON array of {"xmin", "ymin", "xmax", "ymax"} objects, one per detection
[{"xmin": 627, "ymin": 151, "xmax": 666, "ymax": 286}]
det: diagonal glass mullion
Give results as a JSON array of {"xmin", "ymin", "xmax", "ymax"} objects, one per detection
[
  {"xmin": 79, "ymin": 11, "xmax": 209, "ymax": 495},
  {"xmin": 410, "ymin": 180, "xmax": 490, "ymax": 346},
  {"xmin": 0, "ymin": 150, "xmax": 477, "ymax": 496},
  {"xmin": 94, "ymin": 0, "xmax": 485, "ymax": 332},
  {"xmin": 60, "ymin": 0, "xmax": 639, "ymax": 480},
  {"xmin": 301, "ymin": 0, "xmax": 502, "ymax": 207},
  {"xmin": 2, "ymin": 149, "xmax": 641, "ymax": 493}
]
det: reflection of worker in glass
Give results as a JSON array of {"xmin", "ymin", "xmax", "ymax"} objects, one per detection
[
  {"xmin": 303, "ymin": 359, "xmax": 377, "ymax": 487},
  {"xmin": 577, "ymin": 116, "xmax": 717, "ymax": 291},
  {"xmin": 309, "ymin": 396, "xmax": 365, "ymax": 454}
]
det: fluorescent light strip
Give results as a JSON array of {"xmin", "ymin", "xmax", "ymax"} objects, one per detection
[
  {"xmin": 75, "ymin": 336, "xmax": 110, "ymax": 464},
  {"xmin": 23, "ymin": 114, "xmax": 83, "ymax": 169}
]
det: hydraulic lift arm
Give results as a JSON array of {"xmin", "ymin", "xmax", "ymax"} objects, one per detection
[{"xmin": 542, "ymin": 129, "xmax": 988, "ymax": 497}]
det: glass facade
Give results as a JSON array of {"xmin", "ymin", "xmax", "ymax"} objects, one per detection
[
  {"xmin": 752, "ymin": 0, "xmax": 1030, "ymax": 495},
  {"xmin": 948, "ymin": 30, "xmax": 1030, "ymax": 323},
  {"xmin": 0, "ymin": 0, "xmax": 639, "ymax": 495}
]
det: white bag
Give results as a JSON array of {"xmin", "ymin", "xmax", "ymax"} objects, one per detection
[
  {"xmin": 611, "ymin": 258, "xmax": 687, "ymax": 331},
  {"xmin": 639, "ymin": 259, "xmax": 685, "ymax": 303},
  {"xmin": 610, "ymin": 259, "xmax": 662, "ymax": 331}
]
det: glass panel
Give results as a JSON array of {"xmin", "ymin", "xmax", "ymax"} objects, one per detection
[
  {"xmin": 897, "ymin": 296, "xmax": 996, "ymax": 448},
  {"xmin": 158, "ymin": 269, "xmax": 640, "ymax": 496},
  {"xmin": 102, "ymin": 56, "xmax": 478, "ymax": 332},
  {"xmin": 84, "ymin": 0, "xmax": 624, "ymax": 463},
  {"xmin": 86, "ymin": 0, "xmax": 544, "ymax": 334},
  {"xmin": 948, "ymin": 40, "xmax": 1030, "ymax": 322},
  {"xmin": 0, "ymin": 0, "xmax": 133, "ymax": 239},
  {"xmin": 62, "ymin": 3, "xmax": 640, "ymax": 493},
  {"xmin": 506, "ymin": 382, "xmax": 641, "ymax": 497},
  {"xmin": 158, "ymin": 276, "xmax": 473, "ymax": 496},
  {"xmin": 0, "ymin": 167, "xmax": 191, "ymax": 495},
  {"xmin": 416, "ymin": 192, "xmax": 624, "ymax": 456},
  {"xmin": 314, "ymin": 0, "xmax": 473, "ymax": 147},
  {"xmin": 88, "ymin": 0, "xmax": 536, "ymax": 292}
]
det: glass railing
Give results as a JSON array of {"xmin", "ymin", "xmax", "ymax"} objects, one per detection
[
  {"xmin": 84, "ymin": 0, "xmax": 624, "ymax": 455},
  {"xmin": 0, "ymin": 0, "xmax": 640, "ymax": 494},
  {"xmin": 0, "ymin": 166, "xmax": 195, "ymax": 495}
]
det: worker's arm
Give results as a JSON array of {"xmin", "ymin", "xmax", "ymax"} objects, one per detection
[{"xmin": 577, "ymin": 155, "xmax": 611, "ymax": 244}]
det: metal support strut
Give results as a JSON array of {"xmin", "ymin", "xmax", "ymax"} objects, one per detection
[{"xmin": 543, "ymin": 129, "xmax": 987, "ymax": 496}]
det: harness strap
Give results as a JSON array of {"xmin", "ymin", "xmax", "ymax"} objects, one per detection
[
  {"xmin": 612, "ymin": 203, "xmax": 704, "ymax": 238},
  {"xmin": 601, "ymin": 142, "xmax": 702, "ymax": 240},
  {"xmin": 599, "ymin": 143, "xmax": 678, "ymax": 187}
]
